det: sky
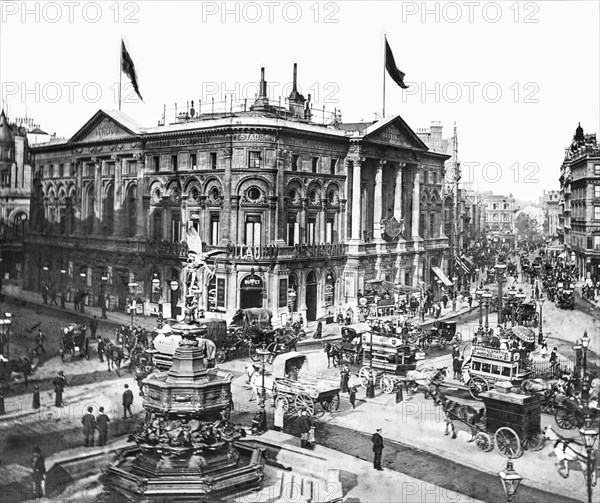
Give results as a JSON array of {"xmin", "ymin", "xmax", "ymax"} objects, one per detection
[{"xmin": 1, "ymin": 0, "xmax": 599, "ymax": 202}]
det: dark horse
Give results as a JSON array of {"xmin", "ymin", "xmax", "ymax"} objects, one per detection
[
  {"xmin": 438, "ymin": 392, "xmax": 485, "ymax": 441},
  {"xmin": 0, "ymin": 357, "xmax": 32, "ymax": 388},
  {"xmin": 105, "ymin": 340, "xmax": 125, "ymax": 374},
  {"xmin": 324, "ymin": 342, "xmax": 343, "ymax": 368}
]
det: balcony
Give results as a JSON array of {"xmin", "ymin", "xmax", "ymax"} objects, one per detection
[{"xmin": 204, "ymin": 242, "xmax": 348, "ymax": 262}]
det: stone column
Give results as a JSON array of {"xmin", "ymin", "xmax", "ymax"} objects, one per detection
[
  {"xmin": 230, "ymin": 195, "xmax": 240, "ymax": 244},
  {"xmin": 269, "ymin": 196, "xmax": 278, "ymax": 243},
  {"xmin": 320, "ymin": 200, "xmax": 326, "ymax": 243},
  {"xmin": 181, "ymin": 195, "xmax": 188, "ymax": 234},
  {"xmin": 275, "ymin": 149, "xmax": 287, "ymax": 245},
  {"xmin": 350, "ymin": 157, "xmax": 362, "ymax": 241},
  {"xmin": 394, "ymin": 163, "xmax": 404, "ymax": 219},
  {"xmin": 300, "ymin": 198, "xmax": 308, "ymax": 243},
  {"xmin": 411, "ymin": 165, "xmax": 421, "ymax": 240},
  {"xmin": 113, "ymin": 155, "xmax": 123, "ymax": 236},
  {"xmin": 135, "ymin": 153, "xmax": 145, "ymax": 237},
  {"xmin": 92, "ymin": 158, "xmax": 102, "ymax": 225},
  {"xmin": 221, "ymin": 147, "xmax": 232, "ymax": 244},
  {"xmin": 373, "ymin": 159, "xmax": 385, "ymax": 241},
  {"xmin": 339, "ymin": 199, "xmax": 347, "ymax": 242},
  {"xmin": 74, "ymin": 159, "xmax": 83, "ymax": 235}
]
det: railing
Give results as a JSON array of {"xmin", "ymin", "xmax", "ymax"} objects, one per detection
[
  {"xmin": 530, "ymin": 357, "xmax": 574, "ymax": 379},
  {"xmin": 204, "ymin": 242, "xmax": 347, "ymax": 261}
]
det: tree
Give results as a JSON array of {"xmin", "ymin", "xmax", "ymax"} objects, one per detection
[{"xmin": 515, "ymin": 212, "xmax": 540, "ymax": 239}]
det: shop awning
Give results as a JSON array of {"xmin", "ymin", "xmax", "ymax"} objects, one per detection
[{"xmin": 431, "ymin": 267, "xmax": 453, "ymax": 287}]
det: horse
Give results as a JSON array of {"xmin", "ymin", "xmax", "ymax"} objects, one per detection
[
  {"xmin": 244, "ymin": 363, "xmax": 276, "ymax": 402},
  {"xmin": 521, "ymin": 378, "xmax": 567, "ymax": 411},
  {"xmin": 405, "ymin": 367, "xmax": 448, "ymax": 394},
  {"xmin": 324, "ymin": 342, "xmax": 342, "ymax": 368},
  {"xmin": 438, "ymin": 392, "xmax": 485, "ymax": 441},
  {"xmin": 543, "ymin": 425, "xmax": 598, "ymax": 484},
  {"xmin": 105, "ymin": 341, "xmax": 125, "ymax": 373}
]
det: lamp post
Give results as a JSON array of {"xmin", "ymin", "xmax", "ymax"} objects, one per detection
[
  {"xmin": 128, "ymin": 281, "xmax": 139, "ymax": 328},
  {"xmin": 452, "ymin": 276, "xmax": 458, "ymax": 312},
  {"xmin": 474, "ymin": 267, "xmax": 480, "ymax": 286},
  {"xmin": 255, "ymin": 344, "xmax": 271, "ymax": 432},
  {"xmin": 581, "ymin": 332, "xmax": 591, "ymax": 402},
  {"xmin": 60, "ymin": 269, "xmax": 67, "ymax": 309},
  {"xmin": 367, "ymin": 330, "xmax": 375, "ymax": 399},
  {"xmin": 483, "ymin": 290, "xmax": 493, "ymax": 329},
  {"xmin": 288, "ymin": 288, "xmax": 296, "ymax": 323},
  {"xmin": 476, "ymin": 287, "xmax": 485, "ymax": 330},
  {"xmin": 495, "ymin": 264, "xmax": 507, "ymax": 325},
  {"xmin": 536, "ymin": 295, "xmax": 545, "ymax": 344},
  {"xmin": 79, "ymin": 271, "xmax": 86, "ymax": 313},
  {"xmin": 498, "ymin": 461, "xmax": 523, "ymax": 503},
  {"xmin": 579, "ymin": 416, "xmax": 599, "ymax": 503},
  {"xmin": 507, "ymin": 286, "xmax": 517, "ymax": 325}
]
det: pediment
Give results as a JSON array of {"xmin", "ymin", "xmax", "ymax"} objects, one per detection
[
  {"xmin": 362, "ymin": 116, "xmax": 429, "ymax": 151},
  {"xmin": 69, "ymin": 110, "xmax": 140, "ymax": 144}
]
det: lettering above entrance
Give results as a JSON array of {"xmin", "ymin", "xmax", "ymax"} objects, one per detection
[
  {"xmin": 75, "ymin": 117, "xmax": 131, "ymax": 142},
  {"xmin": 370, "ymin": 124, "xmax": 411, "ymax": 147}
]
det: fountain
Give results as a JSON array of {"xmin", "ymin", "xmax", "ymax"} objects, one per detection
[{"xmin": 100, "ymin": 320, "xmax": 265, "ymax": 502}]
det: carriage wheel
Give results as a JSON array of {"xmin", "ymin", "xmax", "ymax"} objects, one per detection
[
  {"xmin": 521, "ymin": 433, "xmax": 545, "ymax": 451},
  {"xmin": 469, "ymin": 376, "xmax": 489, "ymax": 400},
  {"xmin": 359, "ymin": 367, "xmax": 375, "ymax": 389},
  {"xmin": 455, "ymin": 331, "xmax": 462, "ymax": 342},
  {"xmin": 495, "ymin": 427, "xmax": 522, "ymax": 459},
  {"xmin": 321, "ymin": 394, "xmax": 340, "ymax": 412},
  {"xmin": 381, "ymin": 375, "xmax": 395, "ymax": 394},
  {"xmin": 294, "ymin": 393, "xmax": 315, "ymax": 416},
  {"xmin": 275, "ymin": 395, "xmax": 290, "ymax": 413},
  {"xmin": 555, "ymin": 407, "xmax": 577, "ymax": 430},
  {"xmin": 474, "ymin": 432, "xmax": 495, "ymax": 453},
  {"xmin": 216, "ymin": 350, "xmax": 227, "ymax": 364}
]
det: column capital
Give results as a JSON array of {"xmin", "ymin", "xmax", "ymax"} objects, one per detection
[
  {"xmin": 90, "ymin": 156, "xmax": 99, "ymax": 166},
  {"xmin": 379, "ymin": 159, "xmax": 387, "ymax": 166},
  {"xmin": 110, "ymin": 154, "xmax": 120, "ymax": 162}
]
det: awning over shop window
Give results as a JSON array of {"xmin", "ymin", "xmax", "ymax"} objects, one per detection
[{"xmin": 431, "ymin": 267, "xmax": 453, "ymax": 287}]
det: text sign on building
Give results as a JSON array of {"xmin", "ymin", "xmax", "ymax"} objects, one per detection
[
  {"xmin": 471, "ymin": 346, "xmax": 512, "ymax": 362},
  {"xmin": 217, "ymin": 278, "xmax": 226, "ymax": 308},
  {"xmin": 242, "ymin": 275, "xmax": 263, "ymax": 289}
]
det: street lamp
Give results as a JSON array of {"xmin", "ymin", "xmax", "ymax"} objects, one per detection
[
  {"xmin": 536, "ymin": 295, "xmax": 545, "ymax": 344},
  {"xmin": 474, "ymin": 268, "xmax": 480, "ymax": 286},
  {"xmin": 476, "ymin": 287, "xmax": 485, "ymax": 330},
  {"xmin": 498, "ymin": 461, "xmax": 523, "ymax": 503},
  {"xmin": 452, "ymin": 277, "xmax": 458, "ymax": 312},
  {"xmin": 579, "ymin": 416, "xmax": 599, "ymax": 503},
  {"xmin": 128, "ymin": 281, "xmax": 139, "ymax": 327},
  {"xmin": 483, "ymin": 290, "xmax": 493, "ymax": 329},
  {"xmin": 581, "ymin": 332, "xmax": 591, "ymax": 400},
  {"xmin": 288, "ymin": 287, "xmax": 297, "ymax": 322},
  {"xmin": 495, "ymin": 264, "xmax": 507, "ymax": 324},
  {"xmin": 507, "ymin": 286, "xmax": 517, "ymax": 325},
  {"xmin": 60, "ymin": 269, "xmax": 67, "ymax": 309},
  {"xmin": 79, "ymin": 272, "xmax": 86, "ymax": 313},
  {"xmin": 255, "ymin": 344, "xmax": 271, "ymax": 433}
]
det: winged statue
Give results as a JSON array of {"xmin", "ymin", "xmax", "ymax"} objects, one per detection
[{"xmin": 184, "ymin": 224, "xmax": 228, "ymax": 294}]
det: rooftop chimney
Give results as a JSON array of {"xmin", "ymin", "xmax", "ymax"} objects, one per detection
[
  {"xmin": 288, "ymin": 63, "xmax": 306, "ymax": 118},
  {"xmin": 251, "ymin": 67, "xmax": 270, "ymax": 110}
]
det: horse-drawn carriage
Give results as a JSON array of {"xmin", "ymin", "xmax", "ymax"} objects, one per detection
[
  {"xmin": 247, "ymin": 352, "xmax": 340, "ymax": 417},
  {"xmin": 516, "ymin": 302, "xmax": 538, "ymax": 327},
  {"xmin": 554, "ymin": 396, "xmax": 600, "ymax": 430},
  {"xmin": 59, "ymin": 323, "xmax": 87, "ymax": 361},
  {"xmin": 416, "ymin": 320, "xmax": 462, "ymax": 350},
  {"xmin": 556, "ymin": 289, "xmax": 575, "ymax": 310}
]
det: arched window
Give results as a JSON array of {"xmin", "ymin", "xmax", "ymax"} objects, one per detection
[
  {"xmin": 152, "ymin": 210, "xmax": 163, "ymax": 241},
  {"xmin": 103, "ymin": 185, "xmax": 115, "ymax": 235},
  {"xmin": 84, "ymin": 184, "xmax": 95, "ymax": 235},
  {"xmin": 125, "ymin": 185, "xmax": 137, "ymax": 237}
]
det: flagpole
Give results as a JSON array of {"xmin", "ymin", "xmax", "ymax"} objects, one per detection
[
  {"xmin": 119, "ymin": 39, "xmax": 122, "ymax": 111},
  {"xmin": 382, "ymin": 34, "xmax": 386, "ymax": 118}
]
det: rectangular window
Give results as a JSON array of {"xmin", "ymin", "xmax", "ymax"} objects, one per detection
[
  {"xmin": 326, "ymin": 218, "xmax": 335, "ymax": 243},
  {"xmin": 190, "ymin": 214, "xmax": 200, "ymax": 234},
  {"xmin": 595, "ymin": 206, "xmax": 600, "ymax": 220},
  {"xmin": 307, "ymin": 218, "xmax": 316, "ymax": 244},
  {"xmin": 291, "ymin": 154, "xmax": 299, "ymax": 171},
  {"xmin": 594, "ymin": 236, "xmax": 600, "ymax": 250},
  {"xmin": 595, "ymin": 186, "xmax": 600, "ymax": 198},
  {"xmin": 432, "ymin": 171, "xmax": 437, "ymax": 185},
  {"xmin": 58, "ymin": 164, "xmax": 64, "ymax": 177},
  {"xmin": 171, "ymin": 154, "xmax": 178, "ymax": 171},
  {"xmin": 330, "ymin": 158, "xmax": 337, "ymax": 174},
  {"xmin": 210, "ymin": 152, "xmax": 217, "ymax": 169},
  {"xmin": 248, "ymin": 151, "xmax": 261, "ymax": 168},
  {"xmin": 595, "ymin": 164, "xmax": 600, "ymax": 175},
  {"xmin": 493, "ymin": 204, "xmax": 498, "ymax": 210},
  {"xmin": 152, "ymin": 211, "xmax": 163, "ymax": 240},
  {"xmin": 210, "ymin": 214, "xmax": 220, "ymax": 245},
  {"xmin": 429, "ymin": 214, "xmax": 435, "ymax": 238},
  {"xmin": 245, "ymin": 215, "xmax": 262, "ymax": 246},
  {"xmin": 287, "ymin": 215, "xmax": 299, "ymax": 246},
  {"xmin": 171, "ymin": 217, "xmax": 180, "ymax": 242},
  {"xmin": 153, "ymin": 156, "xmax": 160, "ymax": 171},
  {"xmin": 190, "ymin": 153, "xmax": 197, "ymax": 169},
  {"xmin": 279, "ymin": 278, "xmax": 288, "ymax": 308},
  {"xmin": 312, "ymin": 157, "xmax": 319, "ymax": 173}
]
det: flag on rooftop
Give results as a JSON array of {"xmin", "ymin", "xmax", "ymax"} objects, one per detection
[{"xmin": 121, "ymin": 39, "xmax": 143, "ymax": 102}]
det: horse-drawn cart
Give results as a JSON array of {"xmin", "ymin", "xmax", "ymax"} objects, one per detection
[
  {"xmin": 271, "ymin": 352, "xmax": 341, "ymax": 416},
  {"xmin": 59, "ymin": 323, "xmax": 87, "ymax": 362}
]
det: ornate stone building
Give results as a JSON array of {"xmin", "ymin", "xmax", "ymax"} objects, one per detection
[{"xmin": 26, "ymin": 67, "xmax": 449, "ymax": 322}]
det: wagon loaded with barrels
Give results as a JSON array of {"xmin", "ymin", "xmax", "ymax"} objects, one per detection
[
  {"xmin": 271, "ymin": 352, "xmax": 341, "ymax": 416},
  {"xmin": 358, "ymin": 331, "xmax": 417, "ymax": 393}
]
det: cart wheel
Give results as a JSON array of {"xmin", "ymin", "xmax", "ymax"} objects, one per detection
[
  {"xmin": 216, "ymin": 350, "xmax": 227, "ymax": 364},
  {"xmin": 474, "ymin": 432, "xmax": 495, "ymax": 452},
  {"xmin": 321, "ymin": 394, "xmax": 340, "ymax": 412},
  {"xmin": 521, "ymin": 433, "xmax": 545, "ymax": 451},
  {"xmin": 469, "ymin": 376, "xmax": 489, "ymax": 400},
  {"xmin": 555, "ymin": 407, "xmax": 577, "ymax": 430},
  {"xmin": 455, "ymin": 331, "xmax": 462, "ymax": 342},
  {"xmin": 381, "ymin": 375, "xmax": 395, "ymax": 394},
  {"xmin": 359, "ymin": 367, "xmax": 375, "ymax": 388},
  {"xmin": 495, "ymin": 427, "xmax": 522, "ymax": 458},
  {"xmin": 275, "ymin": 395, "xmax": 290, "ymax": 412},
  {"xmin": 294, "ymin": 393, "xmax": 315, "ymax": 416}
]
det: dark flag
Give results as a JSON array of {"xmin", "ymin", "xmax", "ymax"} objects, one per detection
[
  {"xmin": 121, "ymin": 40, "xmax": 143, "ymax": 101},
  {"xmin": 385, "ymin": 39, "xmax": 408, "ymax": 89}
]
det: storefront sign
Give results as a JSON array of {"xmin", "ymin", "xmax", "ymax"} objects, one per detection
[
  {"xmin": 242, "ymin": 275, "xmax": 263, "ymax": 288},
  {"xmin": 217, "ymin": 278, "xmax": 226, "ymax": 308},
  {"xmin": 226, "ymin": 243, "xmax": 278, "ymax": 261},
  {"xmin": 147, "ymin": 136, "xmax": 212, "ymax": 148},
  {"xmin": 233, "ymin": 133, "xmax": 275, "ymax": 142},
  {"xmin": 471, "ymin": 345, "xmax": 512, "ymax": 362}
]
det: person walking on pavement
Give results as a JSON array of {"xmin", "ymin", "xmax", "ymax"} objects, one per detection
[
  {"xmin": 313, "ymin": 321, "xmax": 323, "ymax": 340},
  {"xmin": 371, "ymin": 428, "xmax": 384, "ymax": 470},
  {"xmin": 96, "ymin": 406, "xmax": 110, "ymax": 446},
  {"xmin": 31, "ymin": 446, "xmax": 46, "ymax": 498},
  {"xmin": 340, "ymin": 365, "xmax": 350, "ymax": 393},
  {"xmin": 274, "ymin": 400, "xmax": 284, "ymax": 432},
  {"xmin": 90, "ymin": 316, "xmax": 98, "ymax": 340},
  {"xmin": 122, "ymin": 384, "xmax": 134, "ymax": 419},
  {"xmin": 97, "ymin": 337, "xmax": 105, "ymax": 362},
  {"xmin": 73, "ymin": 293, "xmax": 79, "ymax": 312},
  {"xmin": 50, "ymin": 287, "xmax": 58, "ymax": 306},
  {"xmin": 41, "ymin": 283, "xmax": 48, "ymax": 305},
  {"xmin": 298, "ymin": 409, "xmax": 313, "ymax": 448},
  {"xmin": 52, "ymin": 371, "xmax": 67, "ymax": 407},
  {"xmin": 32, "ymin": 385, "xmax": 40, "ymax": 409},
  {"xmin": 82, "ymin": 406, "xmax": 96, "ymax": 447},
  {"xmin": 349, "ymin": 385, "xmax": 357, "ymax": 409},
  {"xmin": 60, "ymin": 288, "xmax": 66, "ymax": 309}
]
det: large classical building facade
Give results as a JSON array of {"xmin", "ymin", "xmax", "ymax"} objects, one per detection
[{"xmin": 25, "ymin": 68, "xmax": 449, "ymax": 322}]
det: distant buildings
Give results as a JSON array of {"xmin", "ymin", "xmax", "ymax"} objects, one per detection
[
  {"xmin": 480, "ymin": 192, "xmax": 517, "ymax": 247},
  {"xmin": 542, "ymin": 190, "xmax": 560, "ymax": 244},
  {"xmin": 559, "ymin": 123, "xmax": 600, "ymax": 281}
]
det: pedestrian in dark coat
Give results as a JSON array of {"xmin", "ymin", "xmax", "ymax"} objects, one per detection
[
  {"xmin": 31, "ymin": 446, "xmax": 46, "ymax": 498},
  {"xmin": 349, "ymin": 385, "xmax": 357, "ymax": 409},
  {"xmin": 32, "ymin": 385, "xmax": 40, "ymax": 409},
  {"xmin": 313, "ymin": 321, "xmax": 323, "ymax": 340},
  {"xmin": 467, "ymin": 294, "xmax": 473, "ymax": 308},
  {"xmin": 90, "ymin": 316, "xmax": 98, "ymax": 340},
  {"xmin": 82, "ymin": 406, "xmax": 96, "ymax": 447},
  {"xmin": 453, "ymin": 357, "xmax": 462, "ymax": 380},
  {"xmin": 340, "ymin": 365, "xmax": 350, "ymax": 393},
  {"xmin": 371, "ymin": 428, "xmax": 384, "ymax": 470},
  {"xmin": 298, "ymin": 410, "xmax": 313, "ymax": 448},
  {"xmin": 50, "ymin": 287, "xmax": 58, "ymax": 306},
  {"xmin": 97, "ymin": 337, "xmax": 105, "ymax": 362},
  {"xmin": 122, "ymin": 384, "xmax": 134, "ymax": 419},
  {"xmin": 96, "ymin": 406, "xmax": 110, "ymax": 446},
  {"xmin": 53, "ymin": 371, "xmax": 67, "ymax": 407},
  {"xmin": 73, "ymin": 294, "xmax": 79, "ymax": 312}
]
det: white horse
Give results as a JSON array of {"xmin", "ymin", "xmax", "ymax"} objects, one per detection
[
  {"xmin": 245, "ymin": 363, "xmax": 276, "ymax": 402},
  {"xmin": 543, "ymin": 425, "xmax": 598, "ymax": 484}
]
